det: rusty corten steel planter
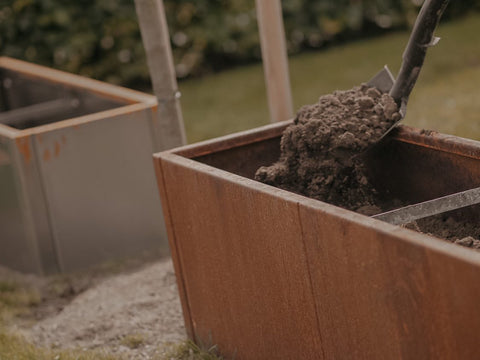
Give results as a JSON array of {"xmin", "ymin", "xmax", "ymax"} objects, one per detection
[
  {"xmin": 154, "ymin": 121, "xmax": 480, "ymax": 359},
  {"xmin": 0, "ymin": 57, "xmax": 168, "ymax": 274}
]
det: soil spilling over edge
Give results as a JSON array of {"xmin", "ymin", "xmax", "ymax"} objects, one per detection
[{"xmin": 255, "ymin": 84, "xmax": 400, "ymax": 215}]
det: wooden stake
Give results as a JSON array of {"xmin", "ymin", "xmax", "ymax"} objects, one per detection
[
  {"xmin": 134, "ymin": 0, "xmax": 187, "ymax": 149},
  {"xmin": 256, "ymin": 0, "xmax": 294, "ymax": 123}
]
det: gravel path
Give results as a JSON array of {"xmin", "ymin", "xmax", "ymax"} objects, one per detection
[{"xmin": 24, "ymin": 258, "xmax": 186, "ymax": 359}]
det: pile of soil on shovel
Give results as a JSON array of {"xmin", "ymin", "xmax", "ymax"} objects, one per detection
[
  {"xmin": 254, "ymin": 84, "xmax": 480, "ymax": 252},
  {"xmin": 255, "ymin": 84, "xmax": 401, "ymax": 215}
]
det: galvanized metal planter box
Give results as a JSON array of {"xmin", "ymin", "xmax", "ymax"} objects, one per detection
[
  {"xmin": 154, "ymin": 121, "xmax": 480, "ymax": 359},
  {"xmin": 0, "ymin": 57, "xmax": 167, "ymax": 274}
]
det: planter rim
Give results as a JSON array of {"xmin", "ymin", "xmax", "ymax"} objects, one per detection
[
  {"xmin": 155, "ymin": 122, "xmax": 480, "ymax": 267},
  {"xmin": 0, "ymin": 102, "xmax": 155, "ymax": 139},
  {"xmin": 156, "ymin": 121, "xmax": 480, "ymax": 161},
  {"xmin": 0, "ymin": 57, "xmax": 157, "ymax": 138}
]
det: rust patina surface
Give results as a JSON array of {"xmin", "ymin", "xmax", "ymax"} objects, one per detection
[{"xmin": 155, "ymin": 122, "xmax": 480, "ymax": 359}]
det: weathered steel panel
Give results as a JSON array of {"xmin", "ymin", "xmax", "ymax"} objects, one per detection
[
  {"xmin": 159, "ymin": 153, "xmax": 325, "ymax": 360},
  {"xmin": 366, "ymin": 127, "xmax": 480, "ymax": 203},
  {"xmin": 154, "ymin": 122, "xmax": 480, "ymax": 359},
  {"xmin": 154, "ymin": 157, "xmax": 194, "ymax": 339},
  {"xmin": 34, "ymin": 110, "xmax": 166, "ymax": 272},
  {"xmin": 299, "ymin": 201, "xmax": 480, "ymax": 359}
]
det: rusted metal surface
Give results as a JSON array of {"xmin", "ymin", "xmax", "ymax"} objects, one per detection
[
  {"xmin": 366, "ymin": 126, "xmax": 480, "ymax": 203},
  {"xmin": 0, "ymin": 58, "xmax": 167, "ymax": 274},
  {"xmin": 299, "ymin": 199, "xmax": 480, "ymax": 359},
  {"xmin": 154, "ymin": 122, "xmax": 480, "ymax": 359},
  {"xmin": 156, "ymin": 154, "xmax": 324, "ymax": 359}
]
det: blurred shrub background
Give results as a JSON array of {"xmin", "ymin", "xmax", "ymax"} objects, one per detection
[{"xmin": 0, "ymin": 0, "xmax": 478, "ymax": 89}]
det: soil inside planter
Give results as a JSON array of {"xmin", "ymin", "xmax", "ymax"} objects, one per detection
[
  {"xmin": 254, "ymin": 84, "xmax": 480, "ymax": 249},
  {"xmin": 405, "ymin": 211, "xmax": 480, "ymax": 250},
  {"xmin": 255, "ymin": 84, "xmax": 401, "ymax": 216}
]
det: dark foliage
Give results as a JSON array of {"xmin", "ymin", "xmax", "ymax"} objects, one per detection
[{"xmin": 0, "ymin": 0, "xmax": 477, "ymax": 87}]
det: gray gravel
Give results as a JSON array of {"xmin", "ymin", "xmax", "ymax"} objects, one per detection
[{"xmin": 25, "ymin": 258, "xmax": 186, "ymax": 359}]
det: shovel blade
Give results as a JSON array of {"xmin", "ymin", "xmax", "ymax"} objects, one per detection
[
  {"xmin": 366, "ymin": 66, "xmax": 406, "ymax": 141},
  {"xmin": 367, "ymin": 65, "xmax": 395, "ymax": 94}
]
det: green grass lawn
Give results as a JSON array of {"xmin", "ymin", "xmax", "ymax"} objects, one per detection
[
  {"xmin": 180, "ymin": 14, "xmax": 480, "ymax": 143},
  {"xmin": 0, "ymin": 331, "xmax": 222, "ymax": 360}
]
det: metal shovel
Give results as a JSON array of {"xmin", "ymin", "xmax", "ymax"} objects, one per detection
[
  {"xmin": 365, "ymin": 0, "xmax": 480, "ymax": 225},
  {"xmin": 373, "ymin": 187, "xmax": 480, "ymax": 225},
  {"xmin": 367, "ymin": 0, "xmax": 451, "ymax": 138}
]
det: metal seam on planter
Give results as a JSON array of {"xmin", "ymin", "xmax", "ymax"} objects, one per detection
[{"xmin": 295, "ymin": 201, "xmax": 328, "ymax": 359}]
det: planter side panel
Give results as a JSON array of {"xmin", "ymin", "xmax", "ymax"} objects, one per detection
[
  {"xmin": 0, "ymin": 138, "xmax": 42, "ymax": 273},
  {"xmin": 159, "ymin": 155, "xmax": 325, "ymax": 360},
  {"xmin": 367, "ymin": 137, "xmax": 480, "ymax": 203},
  {"xmin": 154, "ymin": 157, "xmax": 193, "ymax": 339},
  {"xmin": 36, "ymin": 109, "xmax": 167, "ymax": 272},
  {"xmin": 193, "ymin": 137, "xmax": 281, "ymax": 179},
  {"xmin": 300, "ymin": 204, "xmax": 480, "ymax": 359}
]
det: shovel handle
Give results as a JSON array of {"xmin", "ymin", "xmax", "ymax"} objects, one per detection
[{"xmin": 389, "ymin": 0, "xmax": 450, "ymax": 110}]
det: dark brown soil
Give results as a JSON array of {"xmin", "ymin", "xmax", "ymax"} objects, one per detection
[
  {"xmin": 255, "ymin": 84, "xmax": 480, "ymax": 249},
  {"xmin": 406, "ymin": 216, "xmax": 480, "ymax": 250},
  {"xmin": 255, "ymin": 84, "xmax": 400, "ymax": 215}
]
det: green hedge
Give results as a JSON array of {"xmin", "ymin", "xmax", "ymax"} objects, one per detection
[{"xmin": 0, "ymin": 0, "xmax": 477, "ymax": 88}]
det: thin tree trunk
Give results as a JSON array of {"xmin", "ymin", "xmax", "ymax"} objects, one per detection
[
  {"xmin": 256, "ymin": 0, "xmax": 294, "ymax": 123},
  {"xmin": 134, "ymin": 0, "xmax": 187, "ymax": 150}
]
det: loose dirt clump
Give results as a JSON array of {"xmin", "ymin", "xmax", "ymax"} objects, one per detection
[{"xmin": 255, "ymin": 84, "xmax": 401, "ymax": 214}]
